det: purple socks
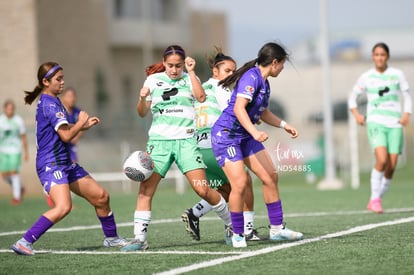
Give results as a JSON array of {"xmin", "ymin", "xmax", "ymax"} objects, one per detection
[
  {"xmin": 21, "ymin": 212, "xmax": 119, "ymax": 244},
  {"xmin": 98, "ymin": 212, "xmax": 118, "ymax": 238},
  {"xmin": 266, "ymin": 200, "xmax": 283, "ymax": 226},
  {"xmin": 23, "ymin": 215, "xmax": 54, "ymax": 244},
  {"xmin": 231, "ymin": 200, "xmax": 283, "ymax": 234},
  {"xmin": 230, "ymin": 211, "xmax": 244, "ymax": 235}
]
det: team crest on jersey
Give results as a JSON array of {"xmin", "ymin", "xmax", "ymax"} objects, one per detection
[
  {"xmin": 56, "ymin": 111, "xmax": 65, "ymax": 119},
  {"xmin": 245, "ymin": 85, "xmax": 254, "ymax": 93},
  {"xmin": 178, "ymin": 79, "xmax": 187, "ymax": 86}
]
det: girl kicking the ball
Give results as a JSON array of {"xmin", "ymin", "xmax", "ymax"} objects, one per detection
[
  {"xmin": 11, "ymin": 62, "xmax": 127, "ymax": 256},
  {"xmin": 122, "ymin": 45, "xmax": 231, "ymax": 252}
]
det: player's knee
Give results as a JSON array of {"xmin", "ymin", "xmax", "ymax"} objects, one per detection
[
  {"xmin": 195, "ymin": 187, "xmax": 209, "ymax": 199},
  {"xmin": 93, "ymin": 190, "xmax": 110, "ymax": 207},
  {"xmin": 53, "ymin": 204, "xmax": 72, "ymax": 219}
]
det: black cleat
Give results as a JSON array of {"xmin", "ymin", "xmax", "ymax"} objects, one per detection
[{"xmin": 181, "ymin": 208, "xmax": 200, "ymax": 241}]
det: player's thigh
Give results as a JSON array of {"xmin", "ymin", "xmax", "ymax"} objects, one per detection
[
  {"xmin": 0, "ymin": 153, "xmax": 13, "ymax": 172},
  {"xmin": 245, "ymin": 149, "xmax": 277, "ymax": 184},
  {"xmin": 1, "ymin": 153, "xmax": 21, "ymax": 172},
  {"xmin": 147, "ymin": 139, "xmax": 174, "ymax": 177},
  {"xmin": 222, "ymin": 160, "xmax": 248, "ymax": 190},
  {"xmin": 387, "ymin": 127, "xmax": 403, "ymax": 154},
  {"xmin": 201, "ymin": 148, "xmax": 228, "ymax": 188},
  {"xmin": 175, "ymin": 138, "xmax": 206, "ymax": 173},
  {"xmin": 71, "ymin": 175, "xmax": 108, "ymax": 203},
  {"xmin": 367, "ymin": 123, "xmax": 387, "ymax": 150}
]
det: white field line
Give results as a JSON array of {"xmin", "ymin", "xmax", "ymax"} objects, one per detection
[
  {"xmin": 1, "ymin": 207, "xmax": 413, "ymax": 237},
  {"xmin": 0, "ymin": 249, "xmax": 242, "ymax": 255},
  {"xmin": 155, "ymin": 216, "xmax": 414, "ymax": 275}
]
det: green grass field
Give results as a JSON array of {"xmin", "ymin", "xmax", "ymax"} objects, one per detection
[{"xmin": 1, "ymin": 162, "xmax": 413, "ymax": 275}]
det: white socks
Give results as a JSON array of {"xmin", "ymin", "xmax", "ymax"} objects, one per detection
[
  {"xmin": 371, "ymin": 169, "xmax": 393, "ymax": 199},
  {"xmin": 370, "ymin": 168, "xmax": 384, "ymax": 200},
  {"xmin": 134, "ymin": 211, "xmax": 151, "ymax": 242},
  {"xmin": 193, "ymin": 199, "xmax": 255, "ymax": 232},
  {"xmin": 191, "ymin": 199, "xmax": 212, "ymax": 217},
  {"xmin": 211, "ymin": 196, "xmax": 231, "ymax": 226},
  {"xmin": 10, "ymin": 175, "xmax": 22, "ymax": 200},
  {"xmin": 380, "ymin": 177, "xmax": 391, "ymax": 198},
  {"xmin": 243, "ymin": 211, "xmax": 255, "ymax": 234}
]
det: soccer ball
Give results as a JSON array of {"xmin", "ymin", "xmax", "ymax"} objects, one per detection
[{"xmin": 123, "ymin": 151, "xmax": 154, "ymax": 182}]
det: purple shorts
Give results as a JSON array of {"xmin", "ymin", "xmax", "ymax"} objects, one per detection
[
  {"xmin": 37, "ymin": 163, "xmax": 88, "ymax": 193},
  {"xmin": 212, "ymin": 135, "xmax": 265, "ymax": 167}
]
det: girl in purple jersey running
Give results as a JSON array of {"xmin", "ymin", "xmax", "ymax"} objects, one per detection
[
  {"xmin": 211, "ymin": 42, "xmax": 303, "ymax": 247},
  {"xmin": 11, "ymin": 62, "xmax": 127, "ymax": 256}
]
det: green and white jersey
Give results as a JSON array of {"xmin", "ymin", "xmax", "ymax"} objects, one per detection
[
  {"xmin": 0, "ymin": 114, "xmax": 26, "ymax": 154},
  {"xmin": 144, "ymin": 72, "xmax": 196, "ymax": 140},
  {"xmin": 195, "ymin": 78, "xmax": 232, "ymax": 148},
  {"xmin": 349, "ymin": 67, "xmax": 412, "ymax": 128}
]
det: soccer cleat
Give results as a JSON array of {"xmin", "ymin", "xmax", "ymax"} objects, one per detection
[
  {"xmin": 245, "ymin": 229, "xmax": 261, "ymax": 241},
  {"xmin": 225, "ymin": 225, "xmax": 233, "ymax": 245},
  {"xmin": 11, "ymin": 239, "xmax": 34, "ymax": 256},
  {"xmin": 11, "ymin": 198, "xmax": 21, "ymax": 205},
  {"xmin": 367, "ymin": 198, "xmax": 383, "ymax": 213},
  {"xmin": 270, "ymin": 226, "xmax": 303, "ymax": 241},
  {"xmin": 232, "ymin": 233, "xmax": 247, "ymax": 248},
  {"xmin": 103, "ymin": 236, "xmax": 129, "ymax": 247},
  {"xmin": 120, "ymin": 240, "xmax": 149, "ymax": 252},
  {"xmin": 181, "ymin": 208, "xmax": 200, "ymax": 241}
]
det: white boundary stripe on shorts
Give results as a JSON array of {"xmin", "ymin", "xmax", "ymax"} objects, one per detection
[
  {"xmin": 155, "ymin": 216, "xmax": 414, "ymax": 275},
  {"xmin": 1, "ymin": 207, "xmax": 413, "ymax": 237}
]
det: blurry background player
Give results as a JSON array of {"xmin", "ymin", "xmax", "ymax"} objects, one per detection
[
  {"xmin": 121, "ymin": 45, "xmax": 231, "ymax": 252},
  {"xmin": 211, "ymin": 42, "xmax": 303, "ymax": 248},
  {"xmin": 44, "ymin": 87, "xmax": 82, "ymax": 208},
  {"xmin": 181, "ymin": 48, "xmax": 260, "ymax": 242},
  {"xmin": 61, "ymin": 87, "xmax": 82, "ymax": 163},
  {"xmin": 11, "ymin": 62, "xmax": 127, "ymax": 256},
  {"xmin": 348, "ymin": 42, "xmax": 412, "ymax": 213},
  {"xmin": 0, "ymin": 99, "xmax": 29, "ymax": 205}
]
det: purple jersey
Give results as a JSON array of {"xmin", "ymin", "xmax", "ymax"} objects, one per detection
[
  {"xmin": 35, "ymin": 94, "xmax": 71, "ymax": 170},
  {"xmin": 212, "ymin": 66, "xmax": 270, "ymax": 139}
]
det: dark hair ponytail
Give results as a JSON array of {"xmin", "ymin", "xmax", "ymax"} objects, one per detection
[
  {"xmin": 219, "ymin": 59, "xmax": 257, "ymax": 88},
  {"xmin": 24, "ymin": 85, "xmax": 43, "ymax": 105},
  {"xmin": 206, "ymin": 46, "xmax": 235, "ymax": 69},
  {"xmin": 24, "ymin": 61, "xmax": 62, "ymax": 105},
  {"xmin": 219, "ymin": 42, "xmax": 289, "ymax": 88},
  {"xmin": 145, "ymin": 45, "xmax": 186, "ymax": 76}
]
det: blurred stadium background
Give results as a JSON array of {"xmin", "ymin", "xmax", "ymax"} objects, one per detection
[{"xmin": 1, "ymin": 0, "xmax": 414, "ymax": 196}]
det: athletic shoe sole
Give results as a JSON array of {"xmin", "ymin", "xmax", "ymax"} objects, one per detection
[
  {"xmin": 11, "ymin": 243, "xmax": 34, "ymax": 256},
  {"xmin": 181, "ymin": 211, "xmax": 200, "ymax": 241}
]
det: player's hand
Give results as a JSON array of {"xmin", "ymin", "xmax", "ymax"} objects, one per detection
[
  {"xmin": 87, "ymin": 117, "xmax": 100, "ymax": 127},
  {"xmin": 82, "ymin": 116, "xmax": 100, "ymax": 130},
  {"xmin": 185, "ymin": 56, "xmax": 196, "ymax": 73},
  {"xmin": 399, "ymin": 113, "xmax": 410, "ymax": 126},
  {"xmin": 252, "ymin": 130, "xmax": 268, "ymax": 142},
  {"xmin": 140, "ymin": 87, "xmax": 150, "ymax": 99},
  {"xmin": 284, "ymin": 123, "xmax": 299, "ymax": 138},
  {"xmin": 78, "ymin": 111, "xmax": 90, "ymax": 126},
  {"xmin": 354, "ymin": 113, "xmax": 365, "ymax": 125}
]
